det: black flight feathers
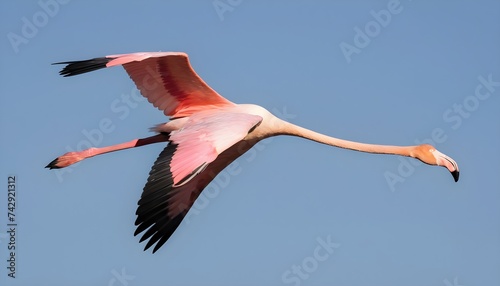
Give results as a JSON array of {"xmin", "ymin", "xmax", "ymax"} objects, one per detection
[
  {"xmin": 134, "ymin": 143, "xmax": 186, "ymax": 253},
  {"xmin": 53, "ymin": 57, "xmax": 115, "ymax": 77}
]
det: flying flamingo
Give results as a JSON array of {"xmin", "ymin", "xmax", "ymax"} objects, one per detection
[{"xmin": 46, "ymin": 52, "xmax": 460, "ymax": 253}]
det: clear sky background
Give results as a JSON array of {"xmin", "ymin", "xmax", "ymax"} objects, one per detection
[{"xmin": 1, "ymin": 1, "xmax": 499, "ymax": 285}]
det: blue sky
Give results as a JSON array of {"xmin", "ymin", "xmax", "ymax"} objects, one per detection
[{"xmin": 1, "ymin": 1, "xmax": 499, "ymax": 285}]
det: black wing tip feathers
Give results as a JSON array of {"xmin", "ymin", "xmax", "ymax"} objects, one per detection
[
  {"xmin": 140, "ymin": 215, "xmax": 183, "ymax": 254},
  {"xmin": 45, "ymin": 158, "xmax": 60, "ymax": 169},
  {"xmin": 53, "ymin": 57, "xmax": 115, "ymax": 77},
  {"xmin": 134, "ymin": 144, "xmax": 180, "ymax": 254}
]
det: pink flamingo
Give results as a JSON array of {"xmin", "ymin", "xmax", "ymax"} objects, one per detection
[{"xmin": 47, "ymin": 52, "xmax": 459, "ymax": 253}]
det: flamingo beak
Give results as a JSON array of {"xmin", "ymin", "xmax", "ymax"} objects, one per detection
[
  {"xmin": 451, "ymin": 170, "xmax": 459, "ymax": 182},
  {"xmin": 432, "ymin": 150, "xmax": 460, "ymax": 182}
]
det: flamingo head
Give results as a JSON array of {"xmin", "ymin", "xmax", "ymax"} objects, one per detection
[{"xmin": 412, "ymin": 144, "xmax": 460, "ymax": 182}]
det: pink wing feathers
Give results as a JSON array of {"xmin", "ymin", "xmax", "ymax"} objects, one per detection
[
  {"xmin": 169, "ymin": 111, "xmax": 263, "ymax": 187},
  {"xmin": 135, "ymin": 112, "xmax": 262, "ymax": 252},
  {"xmin": 55, "ymin": 52, "xmax": 235, "ymax": 118}
]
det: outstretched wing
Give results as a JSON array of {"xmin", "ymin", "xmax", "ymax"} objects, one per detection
[
  {"xmin": 54, "ymin": 52, "xmax": 235, "ymax": 118},
  {"xmin": 135, "ymin": 112, "xmax": 262, "ymax": 253}
]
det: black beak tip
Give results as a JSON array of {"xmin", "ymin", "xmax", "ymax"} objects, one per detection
[{"xmin": 451, "ymin": 170, "xmax": 459, "ymax": 182}]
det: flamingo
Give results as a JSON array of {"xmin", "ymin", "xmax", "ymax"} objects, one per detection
[{"xmin": 46, "ymin": 52, "xmax": 460, "ymax": 253}]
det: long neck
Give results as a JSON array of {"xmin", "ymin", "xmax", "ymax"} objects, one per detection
[{"xmin": 280, "ymin": 121, "xmax": 414, "ymax": 157}]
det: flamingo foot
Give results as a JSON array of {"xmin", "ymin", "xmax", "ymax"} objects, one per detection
[{"xmin": 45, "ymin": 152, "xmax": 85, "ymax": 169}]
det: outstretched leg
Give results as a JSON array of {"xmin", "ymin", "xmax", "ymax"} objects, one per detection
[{"xmin": 46, "ymin": 134, "xmax": 169, "ymax": 169}]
